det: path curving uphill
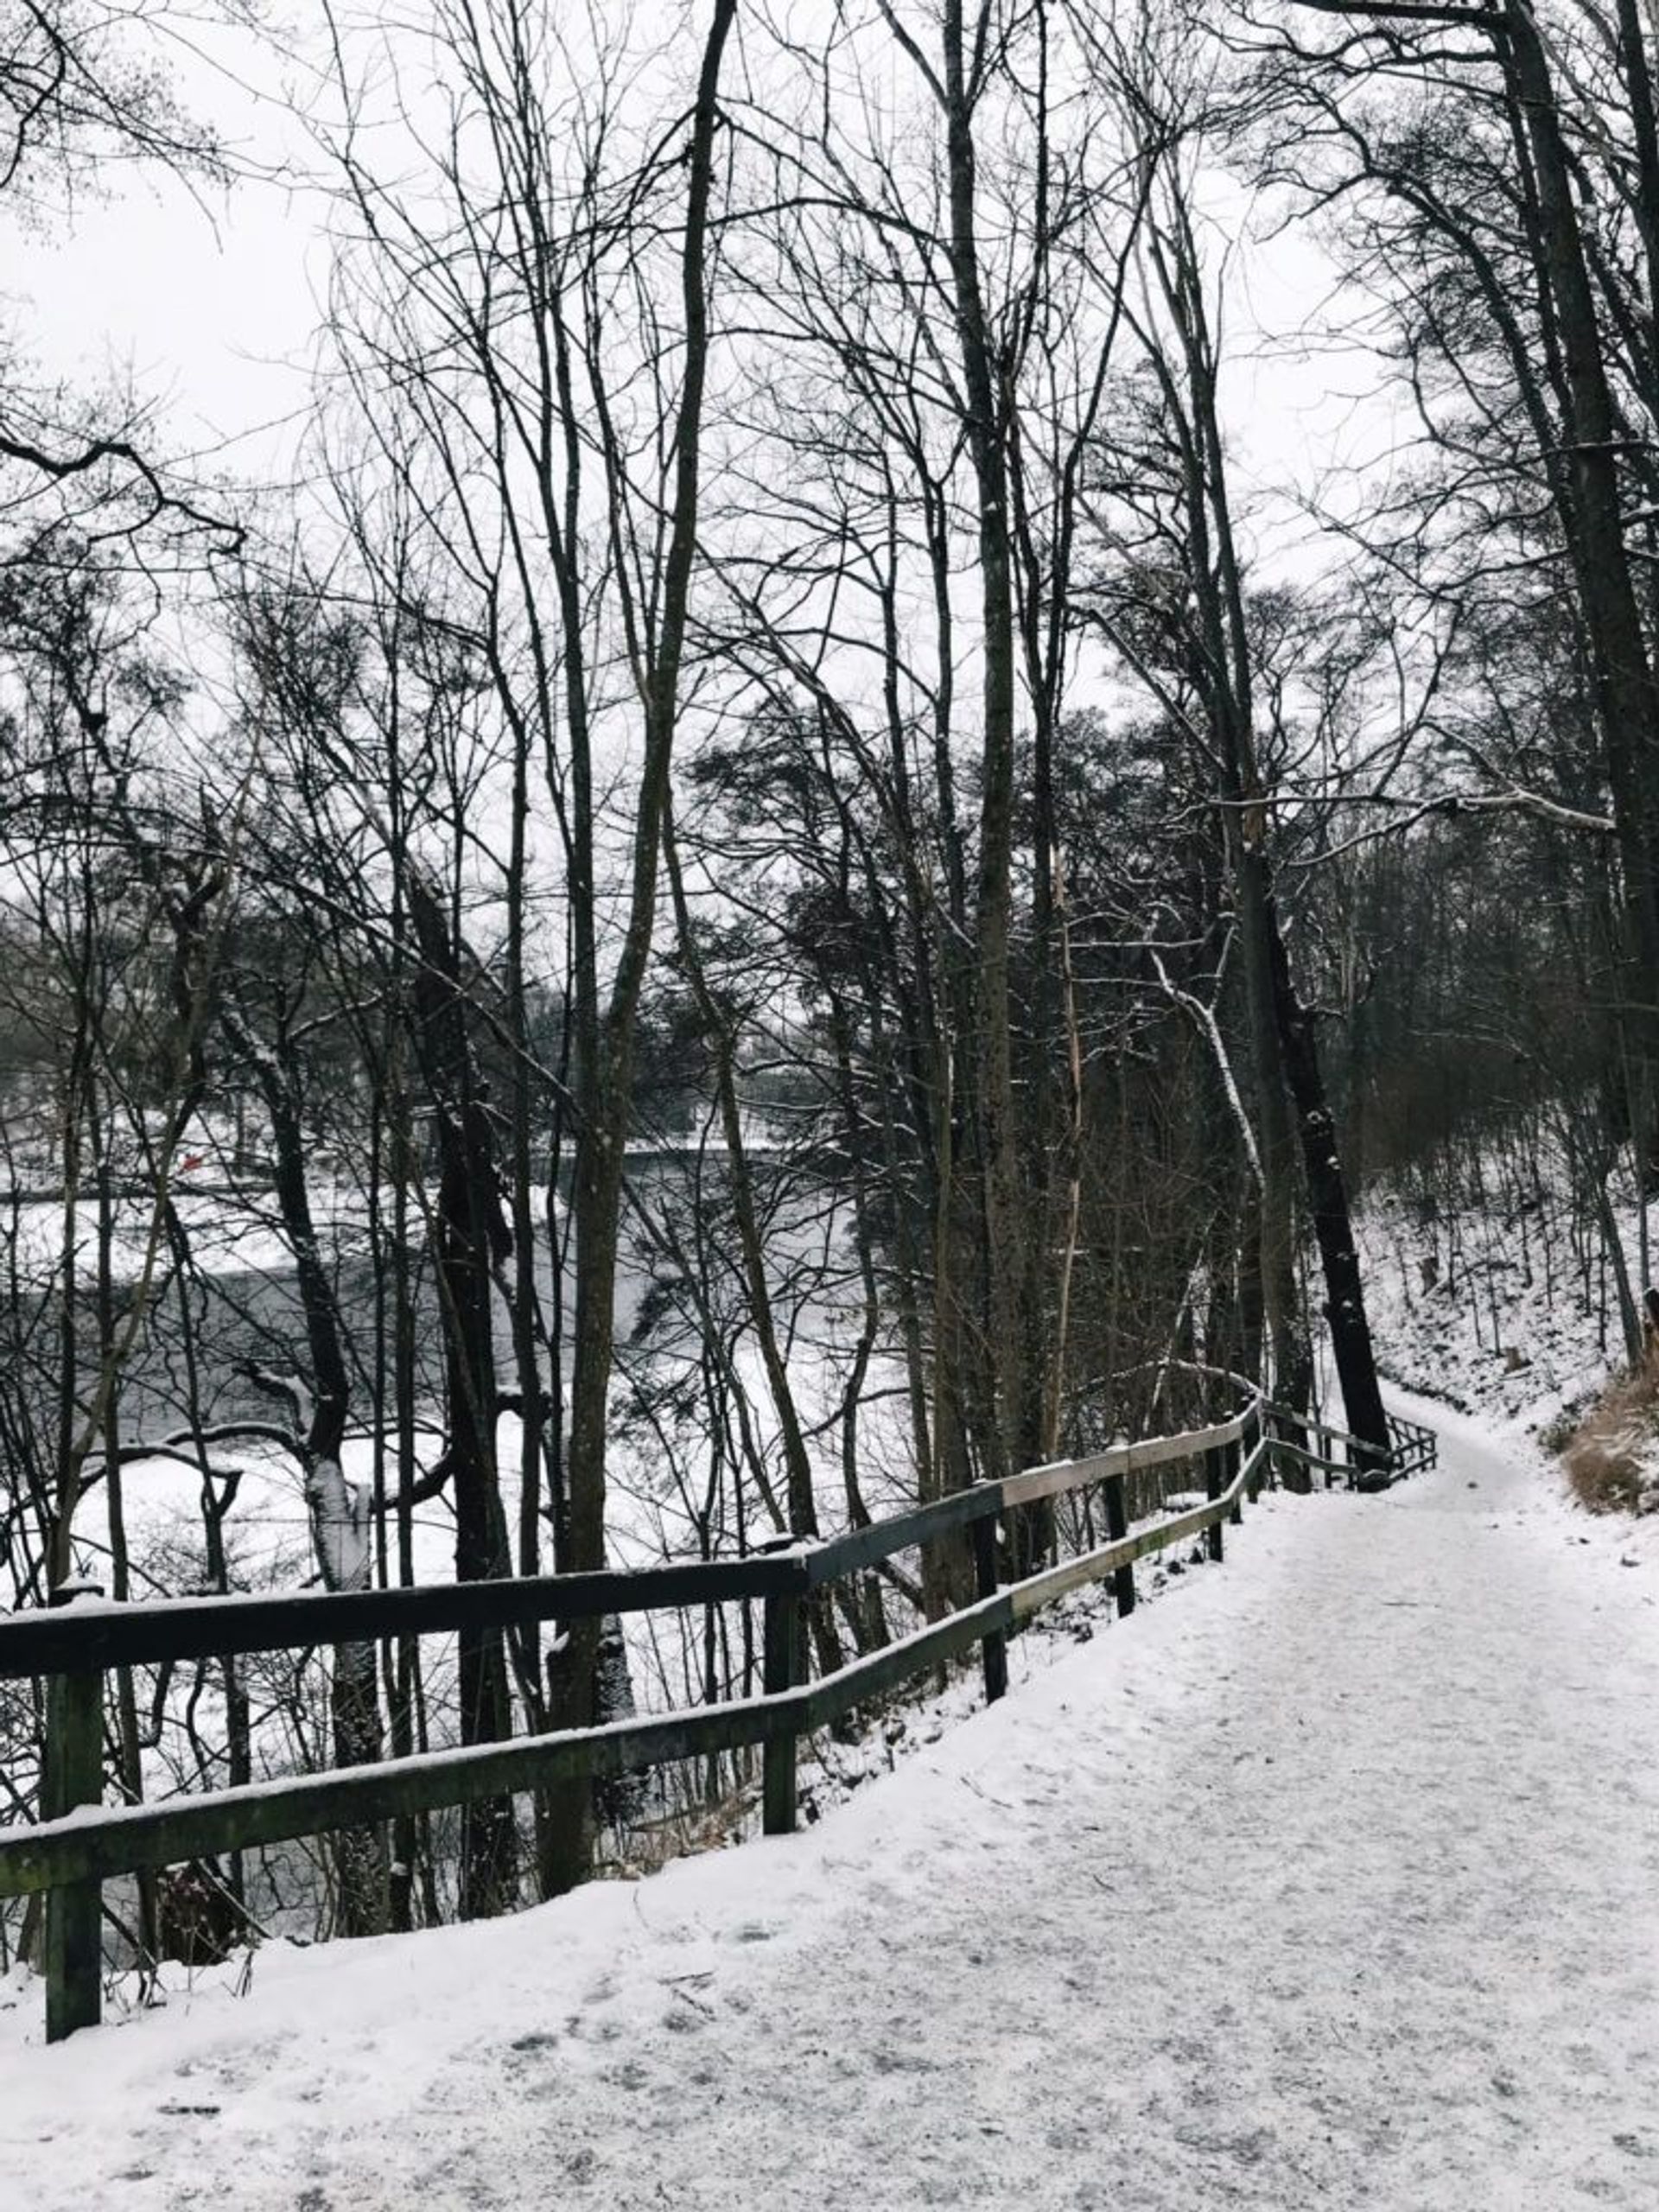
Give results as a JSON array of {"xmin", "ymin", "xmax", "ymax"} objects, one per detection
[{"xmin": 4, "ymin": 1410, "xmax": 1658, "ymax": 2209}]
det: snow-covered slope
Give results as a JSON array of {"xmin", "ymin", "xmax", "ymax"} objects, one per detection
[
  {"xmin": 1357, "ymin": 1154, "xmax": 1659, "ymax": 1528},
  {"xmin": 1357, "ymin": 1181, "xmax": 1628, "ymax": 1435}
]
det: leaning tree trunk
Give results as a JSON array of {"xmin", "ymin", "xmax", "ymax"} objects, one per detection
[
  {"xmin": 1266, "ymin": 902, "xmax": 1393, "ymax": 1484},
  {"xmin": 1141, "ymin": 184, "xmax": 1314, "ymax": 1466}
]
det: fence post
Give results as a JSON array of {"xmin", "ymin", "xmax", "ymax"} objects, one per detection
[
  {"xmin": 1205, "ymin": 1446, "xmax": 1225, "ymax": 1562},
  {"xmin": 1248, "ymin": 1407, "xmax": 1268, "ymax": 1504},
  {"xmin": 44, "ymin": 1580, "xmax": 105, "ymax": 2043},
  {"xmin": 760, "ymin": 1548, "xmax": 803, "ymax": 1836},
  {"xmin": 1230, "ymin": 1421, "xmax": 1246, "ymax": 1526},
  {"xmin": 1104, "ymin": 1473, "xmax": 1135, "ymax": 1618},
  {"xmin": 970, "ymin": 1509, "xmax": 1007, "ymax": 1704}
]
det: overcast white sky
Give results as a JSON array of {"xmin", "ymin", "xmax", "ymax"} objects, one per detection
[
  {"xmin": 1, "ymin": 12, "xmax": 325, "ymax": 492},
  {"xmin": 0, "ymin": 7, "xmax": 1412, "ymax": 603}
]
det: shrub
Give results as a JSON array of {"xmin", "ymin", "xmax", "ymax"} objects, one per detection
[{"xmin": 1561, "ymin": 1365, "xmax": 1659, "ymax": 1514}]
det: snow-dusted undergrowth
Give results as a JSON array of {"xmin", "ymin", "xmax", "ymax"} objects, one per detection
[
  {"xmin": 1357, "ymin": 1136, "xmax": 1649, "ymax": 1408},
  {"xmin": 1357, "ymin": 1142, "xmax": 1659, "ymax": 1560}
]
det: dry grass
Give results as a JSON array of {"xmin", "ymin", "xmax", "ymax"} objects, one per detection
[
  {"xmin": 595, "ymin": 1778, "xmax": 759, "ymax": 1881},
  {"xmin": 1561, "ymin": 1363, "xmax": 1659, "ymax": 1514},
  {"xmin": 1537, "ymin": 1395, "xmax": 1589, "ymax": 1456}
]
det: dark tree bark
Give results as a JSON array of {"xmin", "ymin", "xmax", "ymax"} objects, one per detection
[
  {"xmin": 940, "ymin": 0, "xmax": 1028, "ymax": 1503},
  {"xmin": 547, "ymin": 0, "xmax": 738, "ymax": 1896},
  {"xmin": 1266, "ymin": 903, "xmax": 1393, "ymax": 1478},
  {"xmin": 404, "ymin": 869, "xmax": 518, "ymax": 1921}
]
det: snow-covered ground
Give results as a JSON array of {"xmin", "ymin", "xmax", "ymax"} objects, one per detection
[
  {"xmin": 5, "ymin": 1408, "xmax": 1658, "ymax": 2209},
  {"xmin": 1357, "ymin": 1171, "xmax": 1646, "ymax": 1441},
  {"xmin": 1353, "ymin": 1159, "xmax": 1659, "ymax": 1557}
]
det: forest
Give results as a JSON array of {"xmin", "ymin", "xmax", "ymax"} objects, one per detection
[{"xmin": 3, "ymin": 0, "xmax": 1656, "ymax": 1968}]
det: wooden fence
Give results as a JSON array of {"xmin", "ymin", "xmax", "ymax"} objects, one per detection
[{"xmin": 0, "ymin": 1394, "xmax": 1436, "ymax": 2040}]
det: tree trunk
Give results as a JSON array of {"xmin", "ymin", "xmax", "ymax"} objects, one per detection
[
  {"xmin": 546, "ymin": 0, "xmax": 736, "ymax": 1897},
  {"xmin": 1266, "ymin": 902, "xmax": 1393, "ymax": 1481},
  {"xmin": 405, "ymin": 871, "xmax": 518, "ymax": 1922},
  {"xmin": 231, "ymin": 1021, "xmax": 390, "ymax": 1938},
  {"xmin": 942, "ymin": 0, "xmax": 1029, "ymax": 1509}
]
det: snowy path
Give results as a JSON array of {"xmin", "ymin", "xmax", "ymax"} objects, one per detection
[{"xmin": 6, "ymin": 1413, "xmax": 1659, "ymax": 2209}]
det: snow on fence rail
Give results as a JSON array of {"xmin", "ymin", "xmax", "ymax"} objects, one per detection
[{"xmin": 0, "ymin": 1395, "xmax": 1435, "ymax": 2041}]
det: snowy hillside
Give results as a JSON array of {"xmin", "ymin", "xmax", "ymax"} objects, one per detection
[{"xmin": 1357, "ymin": 1142, "xmax": 1659, "ymax": 1538}]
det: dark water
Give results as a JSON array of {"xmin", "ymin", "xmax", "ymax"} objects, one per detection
[{"xmin": 40, "ymin": 1160, "xmax": 705, "ymax": 1452}]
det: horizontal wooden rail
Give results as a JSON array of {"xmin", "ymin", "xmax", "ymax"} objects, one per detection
[
  {"xmin": 0, "ymin": 1692, "xmax": 810, "ymax": 1900},
  {"xmin": 1006, "ymin": 1440, "xmax": 1264, "ymax": 1624},
  {"xmin": 1271, "ymin": 1438, "xmax": 1350, "ymax": 1477},
  {"xmin": 798, "ymin": 1413, "xmax": 1259, "ymax": 1590},
  {"xmin": 0, "ymin": 1410, "xmax": 1262, "ymax": 1679},
  {"xmin": 0, "ymin": 1554, "xmax": 814, "ymax": 1683},
  {"xmin": 1259, "ymin": 1401, "xmax": 1438, "ymax": 1490},
  {"xmin": 1000, "ymin": 1416, "xmax": 1245, "ymax": 1511},
  {"xmin": 0, "ymin": 1433, "xmax": 1270, "ymax": 1904},
  {"xmin": 807, "ymin": 1488, "xmax": 989, "ymax": 1586},
  {"xmin": 0, "ymin": 1386, "xmax": 1435, "ymax": 2040},
  {"xmin": 1388, "ymin": 1413, "xmax": 1437, "ymax": 1477}
]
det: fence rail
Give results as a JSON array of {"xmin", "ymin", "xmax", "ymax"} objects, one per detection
[{"xmin": 0, "ymin": 1390, "xmax": 1436, "ymax": 2040}]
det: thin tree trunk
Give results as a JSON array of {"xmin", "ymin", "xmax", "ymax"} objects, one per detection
[
  {"xmin": 404, "ymin": 872, "xmax": 518, "ymax": 1922},
  {"xmin": 547, "ymin": 0, "xmax": 736, "ymax": 1896}
]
